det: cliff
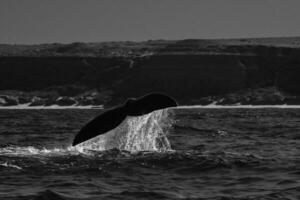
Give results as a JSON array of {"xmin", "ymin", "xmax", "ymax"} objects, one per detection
[{"xmin": 1, "ymin": 37, "xmax": 300, "ymax": 107}]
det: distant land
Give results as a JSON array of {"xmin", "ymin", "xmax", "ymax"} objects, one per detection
[{"xmin": 1, "ymin": 37, "xmax": 300, "ymax": 107}]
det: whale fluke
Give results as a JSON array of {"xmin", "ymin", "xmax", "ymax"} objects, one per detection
[{"xmin": 72, "ymin": 93, "xmax": 177, "ymax": 146}]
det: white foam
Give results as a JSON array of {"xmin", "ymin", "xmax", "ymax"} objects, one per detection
[
  {"xmin": 2, "ymin": 103, "xmax": 300, "ymax": 110},
  {"xmin": 76, "ymin": 109, "xmax": 174, "ymax": 152},
  {"xmin": 177, "ymin": 104, "xmax": 300, "ymax": 109},
  {"xmin": 0, "ymin": 162, "xmax": 22, "ymax": 170},
  {"xmin": 0, "ymin": 110, "xmax": 174, "ymax": 155},
  {"xmin": 0, "ymin": 146, "xmax": 80, "ymax": 156},
  {"xmin": 0, "ymin": 104, "xmax": 103, "ymax": 109}
]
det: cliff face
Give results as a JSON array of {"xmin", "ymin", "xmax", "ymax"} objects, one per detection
[
  {"xmin": 111, "ymin": 53, "xmax": 300, "ymax": 104},
  {"xmin": 113, "ymin": 55, "xmax": 246, "ymax": 101},
  {"xmin": 0, "ymin": 57, "xmax": 132, "ymax": 91},
  {"xmin": 1, "ymin": 38, "xmax": 300, "ymax": 106}
]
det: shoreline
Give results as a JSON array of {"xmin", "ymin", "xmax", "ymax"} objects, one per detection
[
  {"xmin": 2, "ymin": 104, "xmax": 300, "ymax": 109},
  {"xmin": 177, "ymin": 105, "xmax": 300, "ymax": 109},
  {"xmin": 0, "ymin": 104, "xmax": 103, "ymax": 109}
]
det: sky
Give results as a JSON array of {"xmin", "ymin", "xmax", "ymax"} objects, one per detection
[{"xmin": 0, "ymin": 0, "xmax": 300, "ymax": 44}]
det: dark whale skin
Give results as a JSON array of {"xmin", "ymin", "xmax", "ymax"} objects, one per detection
[{"xmin": 72, "ymin": 93, "xmax": 177, "ymax": 146}]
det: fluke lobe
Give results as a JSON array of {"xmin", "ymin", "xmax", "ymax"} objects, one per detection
[{"xmin": 72, "ymin": 93, "xmax": 177, "ymax": 146}]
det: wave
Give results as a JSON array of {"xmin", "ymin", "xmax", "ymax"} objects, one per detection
[
  {"xmin": 0, "ymin": 161, "xmax": 22, "ymax": 170},
  {"xmin": 2, "ymin": 104, "xmax": 300, "ymax": 110},
  {"xmin": 0, "ymin": 104, "xmax": 102, "ymax": 109},
  {"xmin": 25, "ymin": 190, "xmax": 69, "ymax": 200},
  {"xmin": 0, "ymin": 109, "xmax": 175, "ymax": 155},
  {"xmin": 0, "ymin": 145, "xmax": 80, "ymax": 157},
  {"xmin": 177, "ymin": 104, "xmax": 300, "ymax": 109},
  {"xmin": 9, "ymin": 186, "xmax": 300, "ymax": 200},
  {"xmin": 0, "ymin": 147, "xmax": 270, "ymax": 171}
]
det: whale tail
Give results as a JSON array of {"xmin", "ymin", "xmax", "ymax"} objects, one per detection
[{"xmin": 72, "ymin": 93, "xmax": 177, "ymax": 146}]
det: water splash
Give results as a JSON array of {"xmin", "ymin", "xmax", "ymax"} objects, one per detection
[
  {"xmin": 0, "ymin": 109, "xmax": 174, "ymax": 156},
  {"xmin": 0, "ymin": 145, "xmax": 79, "ymax": 157},
  {"xmin": 76, "ymin": 109, "xmax": 175, "ymax": 152}
]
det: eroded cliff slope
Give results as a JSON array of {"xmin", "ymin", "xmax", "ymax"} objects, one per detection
[{"xmin": 1, "ymin": 38, "xmax": 300, "ymax": 106}]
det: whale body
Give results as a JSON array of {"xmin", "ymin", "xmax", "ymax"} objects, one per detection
[{"xmin": 72, "ymin": 93, "xmax": 177, "ymax": 146}]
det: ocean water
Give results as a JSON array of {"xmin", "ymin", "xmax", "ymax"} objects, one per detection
[{"xmin": 0, "ymin": 108, "xmax": 299, "ymax": 200}]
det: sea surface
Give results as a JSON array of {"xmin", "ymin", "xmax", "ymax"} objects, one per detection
[{"xmin": 0, "ymin": 108, "xmax": 299, "ymax": 200}]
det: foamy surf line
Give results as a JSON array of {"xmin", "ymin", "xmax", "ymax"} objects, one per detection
[
  {"xmin": 1, "ymin": 104, "xmax": 300, "ymax": 109},
  {"xmin": 177, "ymin": 104, "xmax": 300, "ymax": 109},
  {"xmin": 0, "ymin": 104, "xmax": 103, "ymax": 109}
]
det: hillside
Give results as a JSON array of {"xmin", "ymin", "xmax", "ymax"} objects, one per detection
[{"xmin": 1, "ymin": 37, "xmax": 300, "ymax": 107}]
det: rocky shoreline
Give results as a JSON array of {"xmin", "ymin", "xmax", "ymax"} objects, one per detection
[
  {"xmin": 1, "ymin": 87, "xmax": 299, "ymax": 108},
  {"xmin": 1, "ymin": 37, "xmax": 300, "ymax": 106},
  {"xmin": 0, "ymin": 90, "xmax": 110, "ymax": 107}
]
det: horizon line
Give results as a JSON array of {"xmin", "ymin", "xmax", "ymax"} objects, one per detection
[{"xmin": 1, "ymin": 35, "xmax": 300, "ymax": 46}]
